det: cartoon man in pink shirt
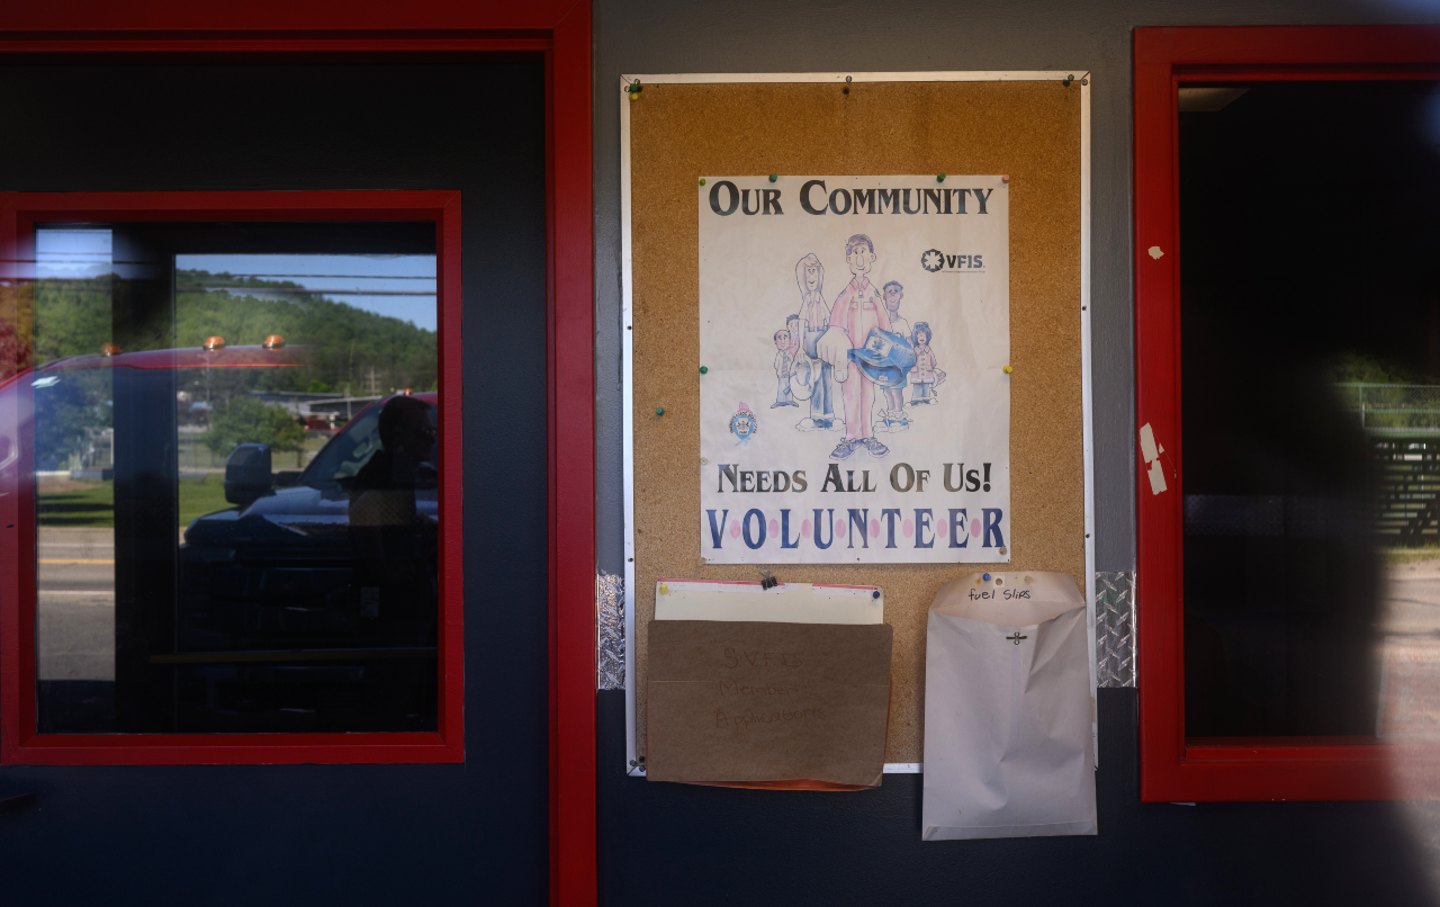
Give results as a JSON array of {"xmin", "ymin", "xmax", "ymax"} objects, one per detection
[{"xmin": 816, "ymin": 233, "xmax": 892, "ymax": 459}]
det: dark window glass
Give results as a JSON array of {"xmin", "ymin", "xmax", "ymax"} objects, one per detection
[
  {"xmin": 1180, "ymin": 82, "xmax": 1440, "ymax": 740},
  {"xmin": 24, "ymin": 221, "xmax": 440, "ymax": 733}
]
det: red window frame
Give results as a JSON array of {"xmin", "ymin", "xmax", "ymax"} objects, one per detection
[
  {"xmin": 0, "ymin": 190, "xmax": 466, "ymax": 765},
  {"xmin": 1135, "ymin": 25, "xmax": 1440, "ymax": 802},
  {"xmin": 0, "ymin": 6, "xmax": 596, "ymax": 904}
]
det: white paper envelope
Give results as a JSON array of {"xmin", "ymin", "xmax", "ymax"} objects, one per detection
[{"xmin": 922, "ymin": 571, "xmax": 1096, "ymax": 839}]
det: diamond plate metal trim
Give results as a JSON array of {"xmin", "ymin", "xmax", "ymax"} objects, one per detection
[
  {"xmin": 597, "ymin": 572, "xmax": 626, "ymax": 691},
  {"xmin": 1096, "ymin": 569, "xmax": 1136, "ymax": 688},
  {"xmin": 600, "ymin": 569, "xmax": 1135, "ymax": 689}
]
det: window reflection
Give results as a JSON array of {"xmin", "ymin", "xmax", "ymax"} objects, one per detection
[
  {"xmin": 22, "ymin": 222, "xmax": 440, "ymax": 733},
  {"xmin": 1180, "ymin": 81, "xmax": 1440, "ymax": 741}
]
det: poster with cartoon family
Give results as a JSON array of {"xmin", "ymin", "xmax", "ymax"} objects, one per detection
[{"xmin": 698, "ymin": 175, "xmax": 1010, "ymax": 564}]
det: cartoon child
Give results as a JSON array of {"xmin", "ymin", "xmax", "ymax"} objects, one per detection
[
  {"xmin": 794, "ymin": 252, "xmax": 835, "ymax": 430},
  {"xmin": 770, "ymin": 327, "xmax": 799, "ymax": 408},
  {"xmin": 908, "ymin": 321, "xmax": 946, "ymax": 405},
  {"xmin": 816, "ymin": 234, "xmax": 892, "ymax": 459},
  {"xmin": 878, "ymin": 280, "xmax": 912, "ymax": 431}
]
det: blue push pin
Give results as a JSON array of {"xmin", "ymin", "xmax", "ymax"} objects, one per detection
[{"xmin": 982, "ymin": 572, "xmax": 992, "ymax": 582}]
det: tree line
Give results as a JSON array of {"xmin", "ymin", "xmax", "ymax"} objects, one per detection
[
  {"xmin": 31, "ymin": 270, "xmax": 437, "ymax": 394},
  {"xmin": 25, "ymin": 271, "xmax": 438, "ymax": 470}
]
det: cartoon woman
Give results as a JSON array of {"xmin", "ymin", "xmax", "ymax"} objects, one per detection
[
  {"xmin": 794, "ymin": 252, "xmax": 835, "ymax": 429},
  {"xmin": 908, "ymin": 321, "xmax": 946, "ymax": 405}
]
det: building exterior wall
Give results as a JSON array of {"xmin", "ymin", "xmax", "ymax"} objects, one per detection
[{"xmin": 592, "ymin": 2, "xmax": 1440, "ymax": 904}]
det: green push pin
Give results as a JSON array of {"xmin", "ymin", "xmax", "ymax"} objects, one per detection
[
  {"xmin": 937, "ymin": 173, "xmax": 947, "ymax": 182},
  {"xmin": 699, "ymin": 366, "xmax": 709, "ymax": 374},
  {"xmin": 655, "ymin": 406, "xmax": 666, "ymax": 416},
  {"xmin": 768, "ymin": 173, "xmax": 778, "ymax": 183},
  {"xmin": 699, "ymin": 178, "xmax": 707, "ymax": 186}
]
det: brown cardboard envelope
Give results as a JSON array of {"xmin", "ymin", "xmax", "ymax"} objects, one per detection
[{"xmin": 646, "ymin": 620, "xmax": 893, "ymax": 790}]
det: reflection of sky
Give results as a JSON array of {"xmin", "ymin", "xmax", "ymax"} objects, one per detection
[
  {"xmin": 34, "ymin": 228, "xmax": 437, "ymax": 333},
  {"xmin": 35, "ymin": 228, "xmax": 112, "ymax": 276},
  {"xmin": 180, "ymin": 254, "xmax": 437, "ymax": 333}
]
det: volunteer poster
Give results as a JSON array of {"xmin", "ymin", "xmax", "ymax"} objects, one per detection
[{"xmin": 698, "ymin": 175, "xmax": 1010, "ymax": 564}]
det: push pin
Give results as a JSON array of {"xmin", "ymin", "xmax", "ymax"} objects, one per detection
[
  {"xmin": 871, "ymin": 590, "xmax": 881, "ymax": 600},
  {"xmin": 1063, "ymin": 74, "xmax": 1075, "ymax": 87},
  {"xmin": 936, "ymin": 173, "xmax": 946, "ymax": 183},
  {"xmin": 699, "ymin": 178, "xmax": 707, "ymax": 186},
  {"xmin": 843, "ymin": 75, "xmax": 853, "ymax": 95},
  {"xmin": 699, "ymin": 365, "xmax": 709, "ymax": 374},
  {"xmin": 982, "ymin": 572, "xmax": 992, "ymax": 582},
  {"xmin": 1002, "ymin": 364, "xmax": 1013, "ymax": 374},
  {"xmin": 769, "ymin": 173, "xmax": 778, "ymax": 183},
  {"xmin": 655, "ymin": 406, "xmax": 666, "ymax": 416},
  {"xmin": 659, "ymin": 583, "xmax": 669, "ymax": 595}
]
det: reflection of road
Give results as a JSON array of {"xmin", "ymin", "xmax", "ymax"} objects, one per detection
[
  {"xmin": 1379, "ymin": 560, "xmax": 1440, "ymax": 743},
  {"xmin": 37, "ymin": 527, "xmax": 115, "ymax": 681},
  {"xmin": 1380, "ymin": 561, "xmax": 1440, "ymax": 897},
  {"xmin": 30, "ymin": 529, "xmax": 1440, "ymax": 736}
]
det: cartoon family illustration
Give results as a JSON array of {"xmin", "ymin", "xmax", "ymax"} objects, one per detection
[{"xmin": 755, "ymin": 234, "xmax": 946, "ymax": 459}]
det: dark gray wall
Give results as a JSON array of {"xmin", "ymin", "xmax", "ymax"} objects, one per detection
[
  {"xmin": 593, "ymin": 3, "xmax": 1440, "ymax": 905},
  {"xmin": 0, "ymin": 60, "xmax": 551, "ymax": 905}
]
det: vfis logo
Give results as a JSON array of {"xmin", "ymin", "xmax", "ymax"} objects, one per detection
[{"xmin": 921, "ymin": 249, "xmax": 985, "ymax": 272}]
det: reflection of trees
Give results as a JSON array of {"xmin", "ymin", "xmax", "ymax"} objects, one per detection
[
  {"xmin": 1336, "ymin": 383, "xmax": 1440, "ymax": 433},
  {"xmin": 27, "ymin": 270, "xmax": 438, "ymax": 470},
  {"xmin": 174, "ymin": 271, "xmax": 437, "ymax": 394},
  {"xmin": 30, "ymin": 271, "xmax": 439, "ymax": 395},
  {"xmin": 33, "ymin": 370, "xmax": 111, "ymax": 472},
  {"xmin": 0, "ymin": 284, "xmax": 34, "ymax": 378},
  {"xmin": 1334, "ymin": 353, "xmax": 1440, "ymax": 433},
  {"xmin": 31, "ymin": 275, "xmax": 114, "ymax": 365},
  {"xmin": 204, "ymin": 397, "xmax": 305, "ymax": 458}
]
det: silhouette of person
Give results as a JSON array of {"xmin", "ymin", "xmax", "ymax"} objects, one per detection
[{"xmin": 349, "ymin": 394, "xmax": 437, "ymax": 638}]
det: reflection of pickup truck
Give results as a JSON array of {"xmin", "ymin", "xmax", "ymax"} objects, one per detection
[
  {"xmin": 4, "ymin": 345, "xmax": 440, "ymax": 731},
  {"xmin": 175, "ymin": 391, "xmax": 439, "ymax": 731},
  {"xmin": 179, "ymin": 392, "xmax": 438, "ymax": 647}
]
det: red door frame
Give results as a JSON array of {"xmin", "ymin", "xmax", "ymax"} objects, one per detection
[
  {"xmin": 1135, "ymin": 25, "xmax": 1440, "ymax": 803},
  {"xmin": 0, "ymin": 3, "xmax": 596, "ymax": 904}
]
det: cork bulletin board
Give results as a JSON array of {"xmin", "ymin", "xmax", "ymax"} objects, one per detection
[{"xmin": 621, "ymin": 73, "xmax": 1093, "ymax": 771}]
